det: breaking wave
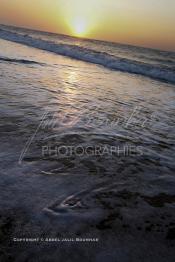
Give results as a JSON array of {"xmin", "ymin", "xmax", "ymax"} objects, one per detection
[{"xmin": 0, "ymin": 28, "xmax": 174, "ymax": 84}]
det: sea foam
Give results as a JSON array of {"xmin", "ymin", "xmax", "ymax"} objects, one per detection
[{"xmin": 0, "ymin": 28, "xmax": 174, "ymax": 84}]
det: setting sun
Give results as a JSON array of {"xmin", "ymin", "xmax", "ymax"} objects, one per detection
[
  {"xmin": 59, "ymin": 0, "xmax": 101, "ymax": 39},
  {"xmin": 71, "ymin": 18, "xmax": 88, "ymax": 37}
]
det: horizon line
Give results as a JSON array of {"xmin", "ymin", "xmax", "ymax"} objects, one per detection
[{"xmin": 1, "ymin": 23, "xmax": 174, "ymax": 54}]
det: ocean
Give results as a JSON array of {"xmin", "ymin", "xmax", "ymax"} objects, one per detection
[{"xmin": 0, "ymin": 24, "xmax": 175, "ymax": 261}]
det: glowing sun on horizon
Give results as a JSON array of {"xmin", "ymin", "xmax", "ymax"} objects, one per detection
[
  {"xmin": 61, "ymin": 1, "xmax": 100, "ymax": 38},
  {"xmin": 71, "ymin": 18, "xmax": 88, "ymax": 37}
]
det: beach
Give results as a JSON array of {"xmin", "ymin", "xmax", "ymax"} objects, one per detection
[{"xmin": 0, "ymin": 25, "xmax": 175, "ymax": 261}]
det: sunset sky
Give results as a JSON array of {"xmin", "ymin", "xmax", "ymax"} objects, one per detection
[{"xmin": 0, "ymin": 0, "xmax": 174, "ymax": 51}]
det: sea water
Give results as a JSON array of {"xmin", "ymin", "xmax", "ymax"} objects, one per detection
[{"xmin": 0, "ymin": 24, "xmax": 175, "ymax": 261}]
